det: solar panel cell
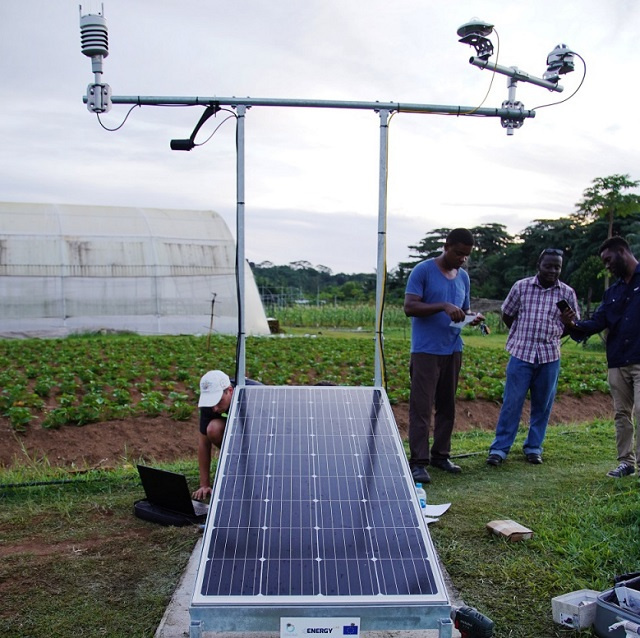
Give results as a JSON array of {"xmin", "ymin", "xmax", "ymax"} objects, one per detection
[{"xmin": 193, "ymin": 385, "xmax": 449, "ymax": 623}]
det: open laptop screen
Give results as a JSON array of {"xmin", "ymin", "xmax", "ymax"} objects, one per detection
[{"xmin": 137, "ymin": 465, "xmax": 207, "ymax": 518}]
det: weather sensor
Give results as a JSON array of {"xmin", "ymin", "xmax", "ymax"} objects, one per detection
[
  {"xmin": 457, "ymin": 18, "xmax": 577, "ymax": 134},
  {"xmin": 457, "ymin": 18, "xmax": 495, "ymax": 60},
  {"xmin": 543, "ymin": 43, "xmax": 575, "ymax": 82},
  {"xmin": 79, "ymin": 4, "xmax": 112, "ymax": 113}
]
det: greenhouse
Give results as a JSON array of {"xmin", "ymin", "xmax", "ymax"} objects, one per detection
[{"xmin": 0, "ymin": 202, "xmax": 269, "ymax": 338}]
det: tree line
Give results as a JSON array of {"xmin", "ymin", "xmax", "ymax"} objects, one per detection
[{"xmin": 252, "ymin": 174, "xmax": 640, "ymax": 309}]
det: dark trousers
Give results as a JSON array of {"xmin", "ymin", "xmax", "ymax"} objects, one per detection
[{"xmin": 408, "ymin": 351, "xmax": 462, "ymax": 466}]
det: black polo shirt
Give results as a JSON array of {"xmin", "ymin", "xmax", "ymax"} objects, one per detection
[{"xmin": 198, "ymin": 378, "xmax": 262, "ymax": 435}]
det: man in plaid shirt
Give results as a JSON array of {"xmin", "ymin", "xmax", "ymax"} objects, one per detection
[{"xmin": 487, "ymin": 248, "xmax": 579, "ymax": 466}]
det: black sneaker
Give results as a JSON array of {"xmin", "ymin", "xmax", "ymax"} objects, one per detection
[
  {"xmin": 411, "ymin": 465, "xmax": 431, "ymax": 483},
  {"xmin": 430, "ymin": 458, "xmax": 462, "ymax": 474},
  {"xmin": 486, "ymin": 454, "xmax": 503, "ymax": 466},
  {"xmin": 607, "ymin": 463, "xmax": 635, "ymax": 478}
]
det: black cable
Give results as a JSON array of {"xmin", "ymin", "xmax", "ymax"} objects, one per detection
[
  {"xmin": 95, "ymin": 102, "xmax": 191, "ymax": 132},
  {"xmin": 95, "ymin": 102, "xmax": 232, "ymax": 136},
  {"xmin": 2, "ymin": 477, "xmax": 100, "ymax": 489},
  {"xmin": 233, "ymin": 112, "xmax": 243, "ymax": 384},
  {"xmin": 194, "ymin": 110, "xmax": 237, "ymax": 147},
  {"xmin": 379, "ymin": 267, "xmax": 388, "ymax": 390},
  {"xmin": 376, "ymin": 111, "xmax": 398, "ymax": 392},
  {"xmin": 1, "ymin": 471, "xmax": 199, "ymax": 490},
  {"xmin": 92, "ymin": 99, "xmax": 241, "ymax": 376},
  {"xmin": 0, "ymin": 473, "xmax": 139, "ymax": 490},
  {"xmin": 96, "ymin": 103, "xmax": 141, "ymax": 131},
  {"xmin": 531, "ymin": 53, "xmax": 587, "ymax": 111}
]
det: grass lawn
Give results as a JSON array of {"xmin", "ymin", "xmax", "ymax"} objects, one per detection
[
  {"xmin": 0, "ymin": 462, "xmax": 202, "ymax": 637},
  {"xmin": 2, "ymin": 418, "xmax": 636, "ymax": 637},
  {"xmin": 427, "ymin": 420, "xmax": 639, "ymax": 637}
]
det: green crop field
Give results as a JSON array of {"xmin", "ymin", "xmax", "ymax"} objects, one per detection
[{"xmin": 0, "ymin": 326, "xmax": 607, "ymax": 432}]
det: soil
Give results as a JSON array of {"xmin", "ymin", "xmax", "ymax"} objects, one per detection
[{"xmin": 0, "ymin": 394, "xmax": 613, "ymax": 470}]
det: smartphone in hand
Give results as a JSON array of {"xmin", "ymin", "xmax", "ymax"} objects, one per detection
[{"xmin": 556, "ymin": 300, "xmax": 571, "ymax": 312}]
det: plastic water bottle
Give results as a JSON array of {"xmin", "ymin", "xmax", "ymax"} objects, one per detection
[{"xmin": 415, "ymin": 483, "xmax": 427, "ymax": 510}]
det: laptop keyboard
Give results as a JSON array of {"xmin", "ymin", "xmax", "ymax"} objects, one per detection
[{"xmin": 192, "ymin": 500, "xmax": 209, "ymax": 516}]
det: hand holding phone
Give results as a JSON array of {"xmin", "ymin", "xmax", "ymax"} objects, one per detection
[{"xmin": 556, "ymin": 300, "xmax": 571, "ymax": 312}]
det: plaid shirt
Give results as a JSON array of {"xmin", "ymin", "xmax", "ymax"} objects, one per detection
[{"xmin": 502, "ymin": 276, "xmax": 579, "ymax": 364}]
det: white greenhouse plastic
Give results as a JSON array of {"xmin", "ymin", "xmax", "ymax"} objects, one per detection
[{"xmin": 0, "ymin": 202, "xmax": 270, "ymax": 338}]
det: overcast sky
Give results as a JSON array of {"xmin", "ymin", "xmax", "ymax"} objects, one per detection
[{"xmin": 1, "ymin": 1, "xmax": 639, "ymax": 274}]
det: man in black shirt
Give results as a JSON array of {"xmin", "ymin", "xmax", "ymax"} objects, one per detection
[
  {"xmin": 561, "ymin": 236, "xmax": 640, "ymax": 478},
  {"xmin": 193, "ymin": 370, "xmax": 233, "ymax": 500}
]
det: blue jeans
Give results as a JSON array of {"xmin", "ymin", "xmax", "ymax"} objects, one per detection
[{"xmin": 489, "ymin": 355, "xmax": 560, "ymax": 459}]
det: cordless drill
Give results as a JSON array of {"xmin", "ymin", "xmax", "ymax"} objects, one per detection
[{"xmin": 452, "ymin": 605, "xmax": 495, "ymax": 638}]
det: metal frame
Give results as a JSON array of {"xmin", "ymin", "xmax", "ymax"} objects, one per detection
[
  {"xmin": 81, "ymin": 5, "xmax": 573, "ymax": 383},
  {"xmin": 188, "ymin": 385, "xmax": 453, "ymax": 638},
  {"xmin": 78, "ymin": 14, "xmax": 576, "ymax": 637},
  {"xmin": 87, "ymin": 93, "xmax": 537, "ymax": 386},
  {"xmin": 189, "ymin": 604, "xmax": 453, "ymax": 637}
]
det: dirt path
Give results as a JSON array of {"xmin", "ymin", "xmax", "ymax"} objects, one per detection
[{"xmin": 0, "ymin": 394, "xmax": 612, "ymax": 470}]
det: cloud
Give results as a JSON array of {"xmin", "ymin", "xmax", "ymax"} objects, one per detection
[{"xmin": 1, "ymin": 0, "xmax": 638, "ymax": 275}]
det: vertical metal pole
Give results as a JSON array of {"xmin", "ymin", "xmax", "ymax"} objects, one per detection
[
  {"xmin": 236, "ymin": 105, "xmax": 246, "ymax": 387},
  {"xmin": 374, "ymin": 109, "xmax": 391, "ymax": 387},
  {"xmin": 506, "ymin": 73, "xmax": 518, "ymax": 136}
]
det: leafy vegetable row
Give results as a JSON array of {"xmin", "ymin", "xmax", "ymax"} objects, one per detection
[{"xmin": 0, "ymin": 333, "xmax": 608, "ymax": 431}]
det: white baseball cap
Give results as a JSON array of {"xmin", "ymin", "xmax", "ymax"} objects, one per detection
[{"xmin": 198, "ymin": 370, "xmax": 231, "ymax": 407}]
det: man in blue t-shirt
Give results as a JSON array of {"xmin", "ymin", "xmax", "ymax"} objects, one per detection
[{"xmin": 404, "ymin": 228, "xmax": 484, "ymax": 483}]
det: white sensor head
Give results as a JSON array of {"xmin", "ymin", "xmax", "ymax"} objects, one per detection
[
  {"xmin": 457, "ymin": 18, "xmax": 494, "ymax": 39},
  {"xmin": 79, "ymin": 4, "xmax": 111, "ymax": 113},
  {"xmin": 80, "ymin": 7, "xmax": 109, "ymax": 60}
]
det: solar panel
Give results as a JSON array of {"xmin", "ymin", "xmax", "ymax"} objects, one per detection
[{"xmin": 190, "ymin": 386, "xmax": 451, "ymax": 635}]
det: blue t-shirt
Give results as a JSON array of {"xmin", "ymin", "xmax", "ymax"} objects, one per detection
[{"xmin": 405, "ymin": 259, "xmax": 470, "ymax": 355}]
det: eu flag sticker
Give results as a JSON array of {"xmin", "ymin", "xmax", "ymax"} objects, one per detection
[{"xmin": 343, "ymin": 625, "xmax": 359, "ymax": 635}]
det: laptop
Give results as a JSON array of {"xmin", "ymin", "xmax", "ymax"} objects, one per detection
[{"xmin": 136, "ymin": 465, "xmax": 209, "ymax": 523}]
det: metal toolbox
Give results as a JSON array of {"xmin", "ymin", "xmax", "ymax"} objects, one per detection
[{"xmin": 594, "ymin": 575, "xmax": 640, "ymax": 638}]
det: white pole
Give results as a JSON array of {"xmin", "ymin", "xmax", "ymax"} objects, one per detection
[
  {"xmin": 236, "ymin": 105, "xmax": 246, "ymax": 387},
  {"xmin": 374, "ymin": 109, "xmax": 391, "ymax": 387},
  {"xmin": 104, "ymin": 95, "xmax": 538, "ymax": 120}
]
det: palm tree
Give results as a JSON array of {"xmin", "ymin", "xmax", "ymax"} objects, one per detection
[{"xmin": 575, "ymin": 174, "xmax": 640, "ymax": 239}]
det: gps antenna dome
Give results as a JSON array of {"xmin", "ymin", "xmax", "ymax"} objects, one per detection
[{"xmin": 457, "ymin": 18, "xmax": 495, "ymax": 60}]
